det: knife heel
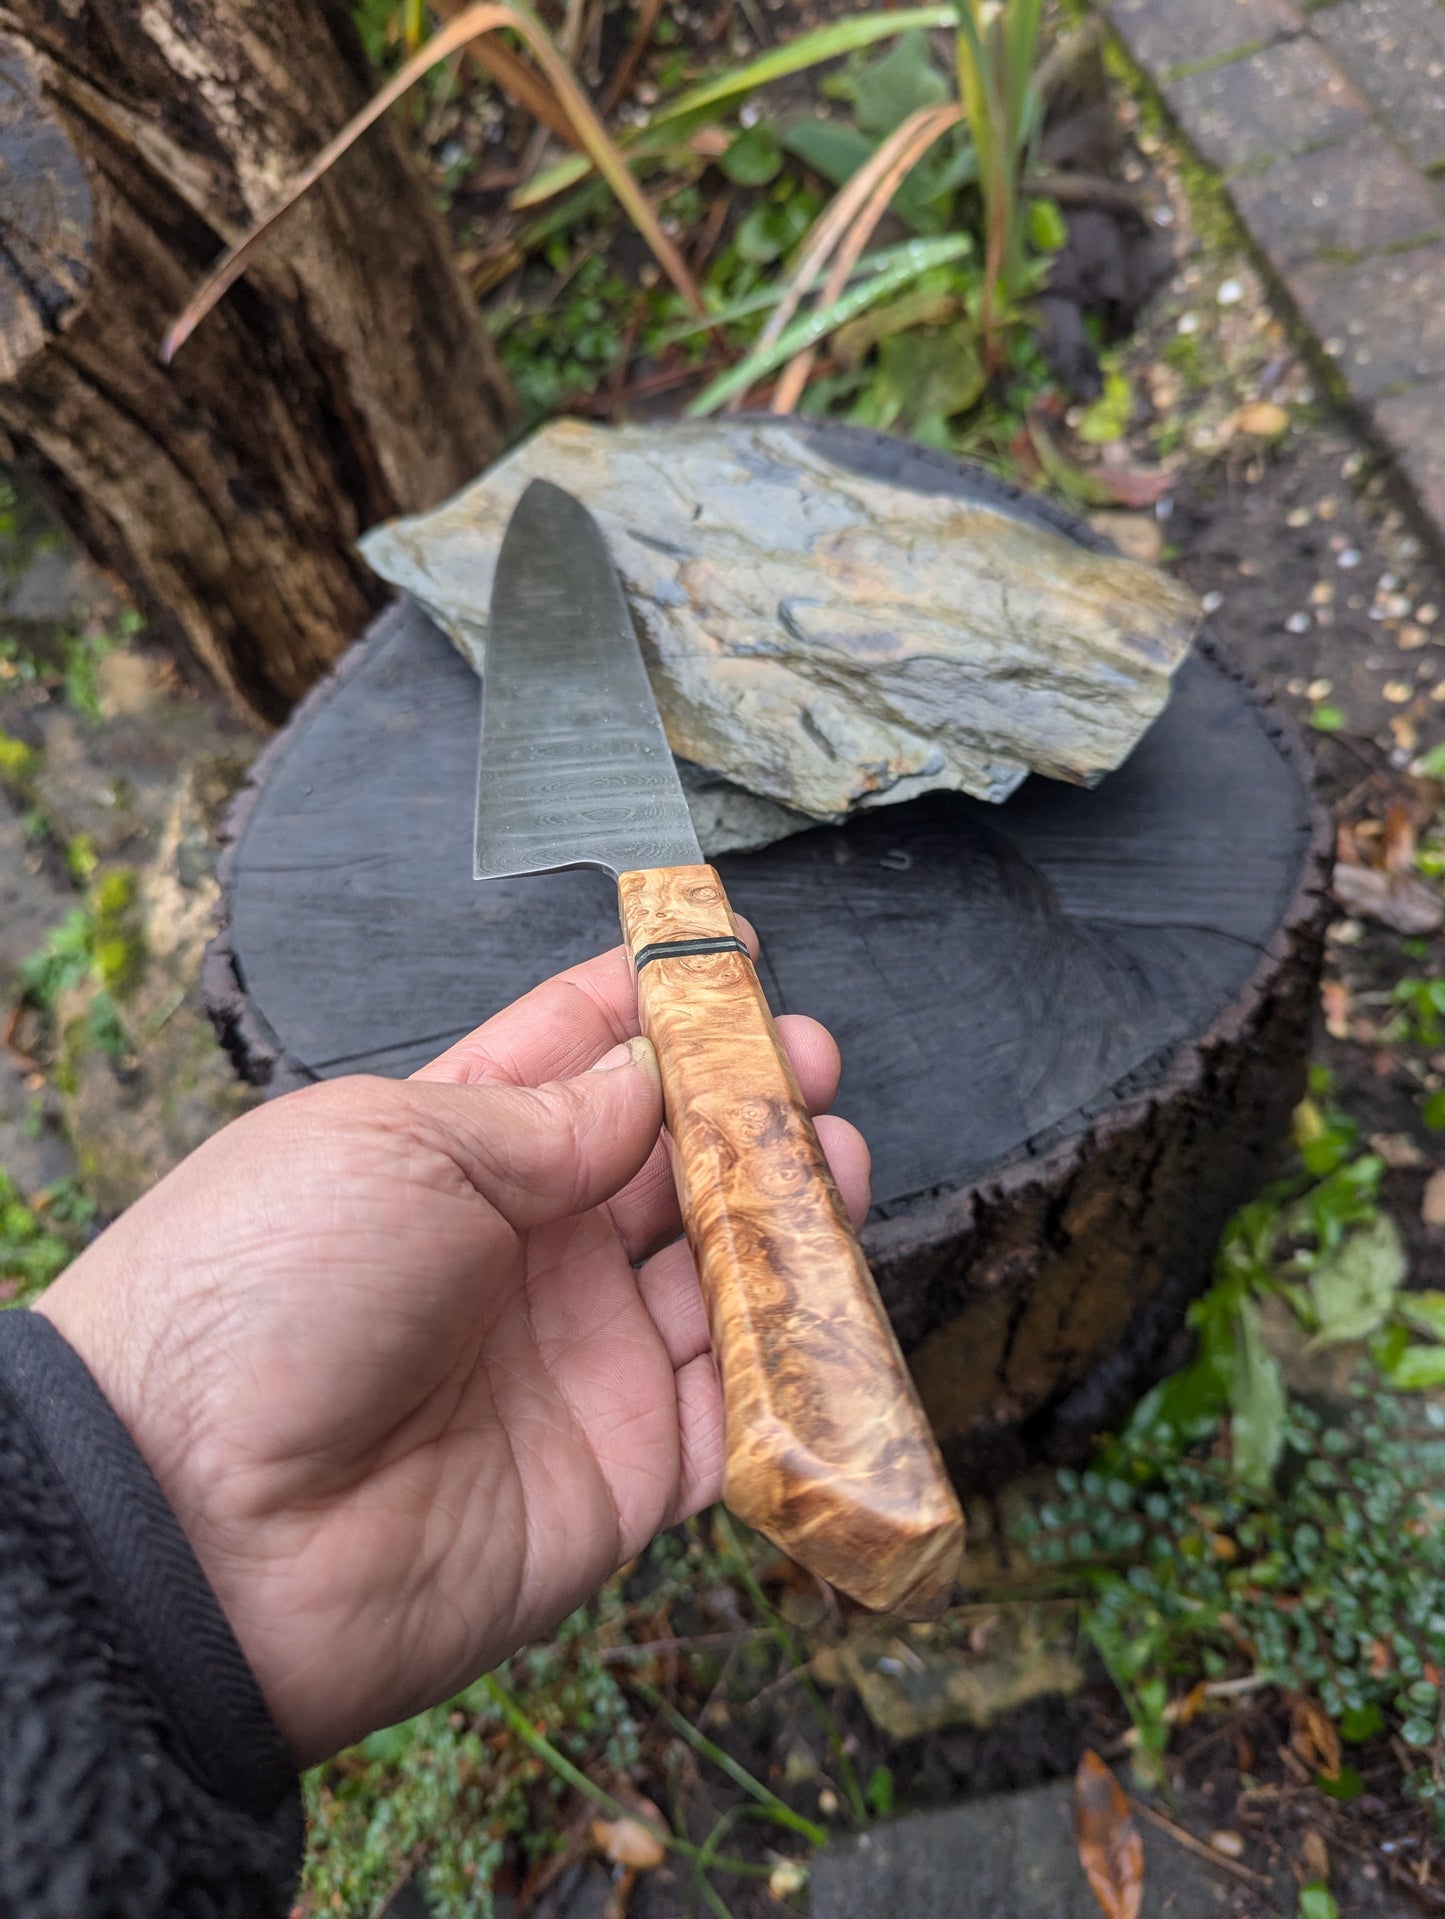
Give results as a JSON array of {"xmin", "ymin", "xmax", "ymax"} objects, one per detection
[{"xmin": 617, "ymin": 863, "xmax": 964, "ymax": 1620}]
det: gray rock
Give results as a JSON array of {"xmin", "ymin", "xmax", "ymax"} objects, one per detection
[{"xmin": 361, "ymin": 420, "xmax": 1199, "ymax": 854}]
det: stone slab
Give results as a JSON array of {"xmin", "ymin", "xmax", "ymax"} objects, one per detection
[
  {"xmin": 809, "ymin": 1786, "xmax": 1259, "ymax": 1919},
  {"xmin": 808, "ymin": 1782, "xmax": 1427, "ymax": 1918},
  {"xmin": 1106, "ymin": 0, "xmax": 1302, "ymax": 81},
  {"xmin": 1230, "ymin": 130, "xmax": 1445, "ymax": 265},
  {"xmin": 1313, "ymin": 0, "xmax": 1445, "ymax": 171},
  {"xmin": 1164, "ymin": 35, "xmax": 1369, "ymax": 172},
  {"xmin": 1285, "ymin": 244, "xmax": 1445, "ymax": 398},
  {"xmin": 1372, "ymin": 379, "xmax": 1445, "ymax": 556}
]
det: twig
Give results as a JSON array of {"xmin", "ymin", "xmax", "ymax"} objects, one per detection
[
  {"xmin": 600, "ymin": 0, "xmax": 664, "ymax": 117},
  {"xmin": 1203, "ymin": 1674, "xmax": 1273, "ymax": 1700},
  {"xmin": 1128, "ymin": 1799, "xmax": 1272, "ymax": 1889}
]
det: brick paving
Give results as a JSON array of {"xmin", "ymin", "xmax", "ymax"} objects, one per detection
[{"xmin": 1100, "ymin": 0, "xmax": 1445, "ymax": 562}]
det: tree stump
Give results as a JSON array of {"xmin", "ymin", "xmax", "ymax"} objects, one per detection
[
  {"xmin": 206, "ymin": 437, "xmax": 1330, "ymax": 1491},
  {"xmin": 0, "ymin": 4, "xmax": 510, "ymax": 722}
]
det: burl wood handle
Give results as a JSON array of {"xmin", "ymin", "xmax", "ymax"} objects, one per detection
[{"xmin": 617, "ymin": 864, "xmax": 964, "ymax": 1619}]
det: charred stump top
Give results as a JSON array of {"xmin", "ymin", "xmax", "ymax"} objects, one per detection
[{"xmin": 207, "ymin": 438, "xmax": 1331, "ymax": 1487}]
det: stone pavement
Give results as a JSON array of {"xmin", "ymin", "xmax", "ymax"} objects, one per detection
[
  {"xmin": 1100, "ymin": 0, "xmax": 1445, "ymax": 559},
  {"xmin": 809, "ymin": 1783, "xmax": 1418, "ymax": 1918}
]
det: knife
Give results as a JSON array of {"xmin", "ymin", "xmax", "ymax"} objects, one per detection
[{"xmin": 474, "ymin": 478, "xmax": 964, "ymax": 1619}]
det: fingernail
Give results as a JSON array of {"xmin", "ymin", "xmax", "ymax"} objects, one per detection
[{"xmin": 587, "ymin": 1036, "xmax": 660, "ymax": 1082}]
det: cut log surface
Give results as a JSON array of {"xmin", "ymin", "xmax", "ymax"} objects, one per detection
[{"xmin": 209, "ymin": 435, "xmax": 1329, "ymax": 1489}]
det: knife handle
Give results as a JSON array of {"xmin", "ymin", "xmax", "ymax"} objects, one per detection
[{"xmin": 617, "ymin": 863, "xmax": 964, "ymax": 1619}]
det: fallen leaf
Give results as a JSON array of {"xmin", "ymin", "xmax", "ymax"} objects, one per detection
[
  {"xmin": 1321, "ymin": 979, "xmax": 1351, "ymax": 1040},
  {"xmin": 1383, "ymin": 803, "xmax": 1418, "ymax": 872},
  {"xmin": 1096, "ymin": 465, "xmax": 1173, "ymax": 508},
  {"xmin": 1291, "ymin": 1695, "xmax": 1343, "ymax": 1780},
  {"xmin": 1371, "ymin": 1132, "xmax": 1426, "ymax": 1170},
  {"xmin": 1074, "ymin": 1750, "xmax": 1143, "ymax": 1919},
  {"xmin": 1425, "ymin": 1169, "xmax": 1445, "ymax": 1232},
  {"xmin": 1332, "ymin": 862, "xmax": 1444, "ymax": 935},
  {"xmin": 1300, "ymin": 1828, "xmax": 1330, "ymax": 1882},
  {"xmin": 1173, "ymin": 1679, "xmax": 1210, "ymax": 1727},
  {"xmin": 591, "ymin": 1815, "xmax": 666, "ymax": 1871},
  {"xmin": 1234, "ymin": 400, "xmax": 1289, "ymax": 438}
]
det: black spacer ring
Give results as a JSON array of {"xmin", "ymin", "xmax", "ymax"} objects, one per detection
[{"xmin": 633, "ymin": 935, "xmax": 750, "ymax": 973}]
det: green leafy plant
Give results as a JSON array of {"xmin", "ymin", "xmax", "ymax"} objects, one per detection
[
  {"xmin": 687, "ymin": 3, "xmax": 1057, "ymax": 425},
  {"xmin": 21, "ymin": 870, "xmax": 146, "ymax": 1073},
  {"xmin": 179, "ymin": 2, "xmax": 1058, "ymax": 442},
  {"xmin": 1018, "ymin": 1072, "xmax": 1445, "ymax": 1823},
  {"xmin": 1388, "ymin": 974, "xmax": 1445, "ymax": 1049},
  {"xmin": 1028, "ymin": 1389, "xmax": 1445, "ymax": 1820},
  {"xmin": 300, "ymin": 1526, "xmax": 828, "ymax": 1919},
  {"xmin": 0, "ymin": 731, "xmax": 39, "ymax": 792},
  {"xmin": 951, "ymin": 0, "xmax": 1043, "ymax": 360},
  {"xmin": 61, "ymin": 610, "xmax": 141, "ymax": 723},
  {"xmin": 0, "ymin": 1169, "xmax": 95, "ymax": 1307}
]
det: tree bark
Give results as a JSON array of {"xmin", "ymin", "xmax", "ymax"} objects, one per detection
[{"xmin": 0, "ymin": 3, "xmax": 511, "ymax": 723}]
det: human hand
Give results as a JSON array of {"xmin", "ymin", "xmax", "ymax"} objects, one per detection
[{"xmin": 36, "ymin": 938, "xmax": 869, "ymax": 1767}]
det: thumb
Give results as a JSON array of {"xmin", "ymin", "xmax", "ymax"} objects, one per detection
[{"xmin": 407, "ymin": 1035, "xmax": 664, "ymax": 1229}]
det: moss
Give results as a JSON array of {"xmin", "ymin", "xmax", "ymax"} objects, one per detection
[{"xmin": 0, "ymin": 730, "xmax": 39, "ymax": 793}]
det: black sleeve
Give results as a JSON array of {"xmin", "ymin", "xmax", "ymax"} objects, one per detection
[{"xmin": 0, "ymin": 1309, "xmax": 304, "ymax": 1919}]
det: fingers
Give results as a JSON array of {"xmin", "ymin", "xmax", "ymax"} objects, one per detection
[
  {"xmin": 632, "ymin": 1110, "xmax": 873, "ymax": 1371},
  {"xmin": 412, "ymin": 949, "xmax": 637, "ymax": 1088},
  {"xmin": 604, "ymin": 1012, "xmax": 843, "ymax": 1261},
  {"xmin": 404, "ymin": 1038, "xmax": 666, "ymax": 1229},
  {"xmin": 413, "ymin": 918, "xmax": 762, "ymax": 1089},
  {"xmin": 814, "ymin": 1113, "xmax": 873, "ymax": 1230},
  {"xmin": 667, "ymin": 1351, "xmax": 725, "ymax": 1525}
]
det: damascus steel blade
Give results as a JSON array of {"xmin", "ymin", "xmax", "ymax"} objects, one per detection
[{"xmin": 474, "ymin": 480, "xmax": 704, "ymax": 881}]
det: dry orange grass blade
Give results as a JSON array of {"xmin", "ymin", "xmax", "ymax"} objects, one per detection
[
  {"xmin": 431, "ymin": 0, "xmax": 580, "ymax": 146},
  {"xmin": 770, "ymin": 102, "xmax": 963, "ymax": 415},
  {"xmin": 163, "ymin": 0, "xmax": 703, "ymax": 362},
  {"xmin": 730, "ymin": 101, "xmax": 962, "ymax": 412},
  {"xmin": 1073, "ymin": 1750, "xmax": 1144, "ymax": 1919}
]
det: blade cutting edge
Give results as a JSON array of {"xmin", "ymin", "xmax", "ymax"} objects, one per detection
[{"xmin": 473, "ymin": 480, "xmax": 704, "ymax": 882}]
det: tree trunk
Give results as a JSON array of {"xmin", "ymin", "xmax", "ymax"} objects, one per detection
[{"xmin": 0, "ymin": 3, "xmax": 511, "ymax": 723}]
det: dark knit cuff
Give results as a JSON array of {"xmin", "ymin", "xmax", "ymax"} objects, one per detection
[{"xmin": 0, "ymin": 1308, "xmax": 298, "ymax": 1826}]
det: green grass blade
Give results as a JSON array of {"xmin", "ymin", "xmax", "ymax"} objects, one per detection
[
  {"xmin": 652, "ymin": 236, "xmax": 964, "ymax": 344},
  {"xmin": 1004, "ymin": 0, "xmax": 1043, "ymax": 142},
  {"xmin": 649, "ymin": 6, "xmax": 957, "ymax": 131},
  {"xmin": 686, "ymin": 233, "xmax": 974, "ymax": 414},
  {"xmin": 630, "ymin": 1680, "xmax": 829, "ymax": 1846},
  {"xmin": 478, "ymin": 1674, "xmax": 770, "ymax": 1879},
  {"xmin": 511, "ymin": 5, "xmax": 957, "ymax": 209},
  {"xmin": 511, "ymin": 148, "xmax": 593, "ymax": 208}
]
